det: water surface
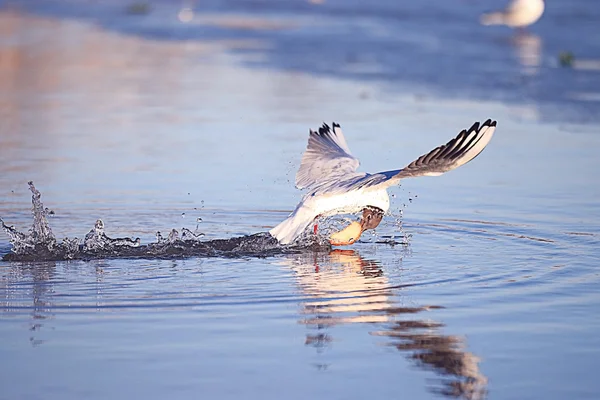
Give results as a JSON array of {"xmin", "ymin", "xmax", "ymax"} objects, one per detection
[{"xmin": 1, "ymin": 2, "xmax": 599, "ymax": 399}]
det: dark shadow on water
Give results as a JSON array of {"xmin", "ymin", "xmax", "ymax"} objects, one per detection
[{"xmin": 3, "ymin": 0, "xmax": 600, "ymax": 124}]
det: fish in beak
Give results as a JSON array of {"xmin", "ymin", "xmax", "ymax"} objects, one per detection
[{"xmin": 329, "ymin": 207, "xmax": 384, "ymax": 246}]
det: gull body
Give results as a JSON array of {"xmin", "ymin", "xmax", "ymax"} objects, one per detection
[
  {"xmin": 298, "ymin": 184, "xmax": 390, "ymax": 220},
  {"xmin": 270, "ymin": 120, "xmax": 497, "ymax": 245},
  {"xmin": 481, "ymin": 0, "xmax": 545, "ymax": 28},
  {"xmin": 272, "ymin": 185, "xmax": 390, "ymax": 244}
]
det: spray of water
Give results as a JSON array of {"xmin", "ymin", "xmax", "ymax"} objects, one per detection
[
  {"xmin": 1, "ymin": 183, "xmax": 412, "ymax": 261},
  {"xmin": 1, "ymin": 182, "xmax": 334, "ymax": 261}
]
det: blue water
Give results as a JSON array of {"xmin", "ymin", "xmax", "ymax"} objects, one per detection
[{"xmin": 1, "ymin": 1, "xmax": 600, "ymax": 399}]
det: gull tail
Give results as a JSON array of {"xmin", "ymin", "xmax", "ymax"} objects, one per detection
[
  {"xmin": 480, "ymin": 12, "xmax": 506, "ymax": 26},
  {"xmin": 269, "ymin": 210, "xmax": 314, "ymax": 245}
]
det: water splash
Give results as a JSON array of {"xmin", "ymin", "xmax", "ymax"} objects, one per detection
[
  {"xmin": 1, "ymin": 182, "xmax": 330, "ymax": 262},
  {"xmin": 83, "ymin": 219, "xmax": 141, "ymax": 254},
  {"xmin": 1, "ymin": 181, "xmax": 58, "ymax": 259}
]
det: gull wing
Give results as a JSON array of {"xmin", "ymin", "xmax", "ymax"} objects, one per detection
[
  {"xmin": 295, "ymin": 123, "xmax": 360, "ymax": 190},
  {"xmin": 355, "ymin": 119, "xmax": 497, "ymax": 190}
]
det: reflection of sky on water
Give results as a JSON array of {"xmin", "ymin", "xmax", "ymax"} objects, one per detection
[
  {"xmin": 5, "ymin": 0, "xmax": 600, "ymax": 124},
  {"xmin": 1, "ymin": 249, "xmax": 487, "ymax": 400}
]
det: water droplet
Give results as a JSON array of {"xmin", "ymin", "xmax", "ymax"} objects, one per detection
[{"xmin": 168, "ymin": 229, "xmax": 179, "ymax": 243}]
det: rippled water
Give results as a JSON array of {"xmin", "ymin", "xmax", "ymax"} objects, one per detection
[{"xmin": 1, "ymin": 1, "xmax": 600, "ymax": 399}]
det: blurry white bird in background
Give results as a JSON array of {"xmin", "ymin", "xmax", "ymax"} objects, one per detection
[{"xmin": 481, "ymin": 0, "xmax": 545, "ymax": 29}]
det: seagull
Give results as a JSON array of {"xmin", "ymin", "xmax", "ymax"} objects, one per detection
[
  {"xmin": 480, "ymin": 0, "xmax": 545, "ymax": 29},
  {"xmin": 270, "ymin": 119, "xmax": 497, "ymax": 246}
]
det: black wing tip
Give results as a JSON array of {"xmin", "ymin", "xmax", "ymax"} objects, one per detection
[
  {"xmin": 467, "ymin": 119, "xmax": 497, "ymax": 134},
  {"xmin": 317, "ymin": 122, "xmax": 341, "ymax": 136},
  {"xmin": 481, "ymin": 119, "xmax": 497, "ymax": 129},
  {"xmin": 318, "ymin": 122, "xmax": 331, "ymax": 136},
  {"xmin": 481, "ymin": 118, "xmax": 498, "ymax": 128}
]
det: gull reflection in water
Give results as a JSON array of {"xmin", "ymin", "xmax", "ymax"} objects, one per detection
[
  {"xmin": 512, "ymin": 32, "xmax": 542, "ymax": 76},
  {"xmin": 284, "ymin": 250, "xmax": 488, "ymax": 400},
  {"xmin": 0, "ymin": 262, "xmax": 57, "ymax": 347},
  {"xmin": 0, "ymin": 261, "xmax": 108, "ymax": 347}
]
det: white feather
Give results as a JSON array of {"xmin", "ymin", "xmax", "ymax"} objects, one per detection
[{"xmin": 295, "ymin": 123, "xmax": 359, "ymax": 190}]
